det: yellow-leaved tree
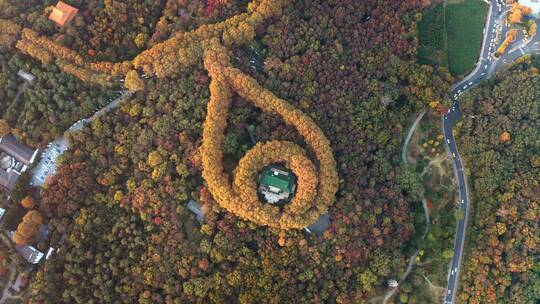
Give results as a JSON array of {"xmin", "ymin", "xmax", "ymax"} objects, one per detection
[{"xmin": 124, "ymin": 70, "xmax": 145, "ymax": 91}]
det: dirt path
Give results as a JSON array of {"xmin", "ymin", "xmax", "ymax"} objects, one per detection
[
  {"xmin": 402, "ymin": 110, "xmax": 427, "ymax": 164},
  {"xmin": 423, "ymin": 274, "xmax": 445, "ymax": 296},
  {"xmin": 382, "ymin": 110, "xmax": 431, "ymax": 304}
]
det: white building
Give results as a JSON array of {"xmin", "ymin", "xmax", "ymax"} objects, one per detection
[{"xmin": 17, "ymin": 70, "xmax": 35, "ymax": 83}]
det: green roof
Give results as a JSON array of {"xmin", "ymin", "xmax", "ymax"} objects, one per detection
[{"xmin": 260, "ymin": 166, "xmax": 293, "ymax": 193}]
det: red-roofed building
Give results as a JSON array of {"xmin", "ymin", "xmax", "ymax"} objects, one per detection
[{"xmin": 48, "ymin": 1, "xmax": 78, "ymax": 27}]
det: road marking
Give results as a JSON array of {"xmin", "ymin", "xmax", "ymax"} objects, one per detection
[{"xmin": 519, "ymin": 47, "xmax": 525, "ymax": 55}]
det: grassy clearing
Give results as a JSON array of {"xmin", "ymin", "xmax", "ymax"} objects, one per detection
[
  {"xmin": 417, "ymin": 0, "xmax": 487, "ymax": 76},
  {"xmin": 418, "ymin": 4, "xmax": 447, "ymax": 67}
]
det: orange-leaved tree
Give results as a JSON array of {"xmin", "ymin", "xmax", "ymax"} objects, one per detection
[{"xmin": 13, "ymin": 210, "xmax": 43, "ymax": 245}]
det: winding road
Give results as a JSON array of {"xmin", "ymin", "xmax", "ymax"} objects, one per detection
[{"xmin": 442, "ymin": 0, "xmax": 540, "ymax": 303}]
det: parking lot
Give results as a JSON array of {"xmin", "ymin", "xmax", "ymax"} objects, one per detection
[
  {"xmin": 30, "ymin": 137, "xmax": 68, "ymax": 186},
  {"xmin": 30, "ymin": 91, "xmax": 130, "ymax": 186}
]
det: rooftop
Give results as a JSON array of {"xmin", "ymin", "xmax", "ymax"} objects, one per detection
[
  {"xmin": 7, "ymin": 231, "xmax": 45, "ymax": 264},
  {"xmin": 0, "ymin": 169, "xmax": 20, "ymax": 192},
  {"xmin": 258, "ymin": 165, "xmax": 296, "ymax": 204},
  {"xmin": 17, "ymin": 70, "xmax": 35, "ymax": 83},
  {"xmin": 0, "ymin": 135, "xmax": 38, "ymax": 192},
  {"xmin": 48, "ymin": 1, "xmax": 78, "ymax": 27},
  {"xmin": 0, "ymin": 135, "xmax": 38, "ymax": 165},
  {"xmin": 187, "ymin": 199, "xmax": 204, "ymax": 223}
]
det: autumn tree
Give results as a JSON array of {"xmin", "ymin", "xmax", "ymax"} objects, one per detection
[
  {"xmin": 508, "ymin": 3, "xmax": 532, "ymax": 24},
  {"xmin": 125, "ymin": 70, "xmax": 145, "ymax": 92},
  {"xmin": 500, "ymin": 131, "xmax": 511, "ymax": 142},
  {"xmin": 527, "ymin": 20, "xmax": 537, "ymax": 37},
  {"xmin": 0, "ymin": 120, "xmax": 10, "ymax": 137},
  {"xmin": 20, "ymin": 196, "xmax": 35, "ymax": 209},
  {"xmin": 40, "ymin": 162, "xmax": 97, "ymax": 232},
  {"xmin": 496, "ymin": 29, "xmax": 517, "ymax": 55},
  {"xmin": 456, "ymin": 58, "xmax": 540, "ymax": 303},
  {"xmin": 13, "ymin": 210, "xmax": 43, "ymax": 245},
  {"xmin": 0, "ymin": 19, "xmax": 21, "ymax": 49}
]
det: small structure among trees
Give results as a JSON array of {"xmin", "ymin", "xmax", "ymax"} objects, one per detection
[
  {"xmin": 187, "ymin": 199, "xmax": 204, "ymax": 223},
  {"xmin": 305, "ymin": 213, "xmax": 331, "ymax": 234},
  {"xmin": 48, "ymin": 1, "xmax": 78, "ymax": 27},
  {"xmin": 17, "ymin": 70, "xmax": 35, "ymax": 83},
  {"xmin": 258, "ymin": 165, "xmax": 297, "ymax": 205}
]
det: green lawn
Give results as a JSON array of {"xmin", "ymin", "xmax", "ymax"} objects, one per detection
[
  {"xmin": 446, "ymin": 0, "xmax": 487, "ymax": 75},
  {"xmin": 417, "ymin": 0, "xmax": 488, "ymax": 76},
  {"xmin": 418, "ymin": 4, "xmax": 447, "ymax": 67}
]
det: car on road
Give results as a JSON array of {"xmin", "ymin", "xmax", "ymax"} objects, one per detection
[
  {"xmin": 451, "ymin": 269, "xmax": 455, "ymax": 275},
  {"xmin": 468, "ymin": 81, "xmax": 473, "ymax": 85},
  {"xmin": 463, "ymin": 85, "xmax": 467, "ymax": 89},
  {"xmin": 461, "ymin": 199, "xmax": 464, "ymax": 204},
  {"xmin": 447, "ymin": 139, "xmax": 450, "ymax": 143},
  {"xmin": 448, "ymin": 289, "xmax": 451, "ymax": 295},
  {"xmin": 452, "ymin": 153, "xmax": 456, "ymax": 158}
]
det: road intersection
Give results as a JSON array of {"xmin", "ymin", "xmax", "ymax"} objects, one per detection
[{"xmin": 442, "ymin": 0, "xmax": 539, "ymax": 302}]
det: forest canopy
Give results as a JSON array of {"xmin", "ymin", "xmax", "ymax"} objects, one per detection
[
  {"xmin": 456, "ymin": 57, "xmax": 540, "ymax": 304},
  {"xmin": 0, "ymin": 0, "xmax": 469, "ymax": 303}
]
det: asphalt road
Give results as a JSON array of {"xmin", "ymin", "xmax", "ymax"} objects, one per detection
[
  {"xmin": 442, "ymin": 0, "xmax": 510, "ymax": 303},
  {"xmin": 441, "ymin": 0, "xmax": 540, "ymax": 302},
  {"xmin": 442, "ymin": 102, "xmax": 468, "ymax": 304}
]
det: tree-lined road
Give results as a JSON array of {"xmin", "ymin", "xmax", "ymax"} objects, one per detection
[
  {"xmin": 444, "ymin": 1, "xmax": 506, "ymax": 300},
  {"xmin": 442, "ymin": 0, "xmax": 540, "ymax": 302}
]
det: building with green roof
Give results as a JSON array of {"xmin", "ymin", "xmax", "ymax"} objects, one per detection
[{"xmin": 258, "ymin": 165, "xmax": 297, "ymax": 204}]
